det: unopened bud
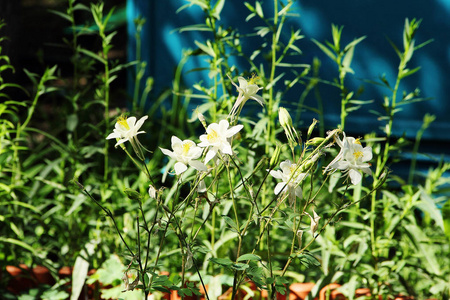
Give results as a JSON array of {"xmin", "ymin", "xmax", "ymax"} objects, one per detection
[
  {"xmin": 306, "ymin": 137, "xmax": 325, "ymax": 146},
  {"xmin": 197, "ymin": 110, "xmax": 207, "ymax": 129},
  {"xmin": 278, "ymin": 107, "xmax": 299, "ymax": 148},
  {"xmin": 296, "ymin": 230, "xmax": 304, "ymax": 249},
  {"xmin": 269, "ymin": 144, "xmax": 281, "ymax": 169},
  {"xmin": 300, "ymin": 153, "xmax": 320, "ymax": 172},
  {"xmin": 279, "ymin": 107, "xmax": 293, "ymax": 129},
  {"xmin": 305, "ymin": 210, "xmax": 321, "ymax": 236},
  {"xmin": 307, "ymin": 119, "xmax": 318, "ymax": 138}
]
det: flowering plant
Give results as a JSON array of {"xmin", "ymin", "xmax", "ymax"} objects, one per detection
[{"xmin": 75, "ymin": 71, "xmax": 384, "ymax": 300}]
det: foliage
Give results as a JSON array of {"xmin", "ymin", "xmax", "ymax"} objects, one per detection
[{"xmin": 0, "ymin": 1, "xmax": 448, "ymax": 300}]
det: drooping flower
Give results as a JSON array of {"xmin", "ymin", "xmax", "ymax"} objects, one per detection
[
  {"xmin": 269, "ymin": 160, "xmax": 308, "ymax": 206},
  {"xmin": 324, "ymin": 132, "xmax": 372, "ymax": 185},
  {"xmin": 160, "ymin": 136, "xmax": 207, "ymax": 175},
  {"xmin": 228, "ymin": 74, "xmax": 264, "ymax": 119},
  {"xmin": 198, "ymin": 119, "xmax": 243, "ymax": 164},
  {"xmin": 106, "ymin": 115, "xmax": 148, "ymax": 160}
]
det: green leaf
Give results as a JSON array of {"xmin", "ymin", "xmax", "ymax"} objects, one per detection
[
  {"xmin": 79, "ymin": 48, "xmax": 106, "ymax": 64},
  {"xmin": 255, "ymin": 1, "xmax": 264, "ymax": 18},
  {"xmin": 442, "ymin": 199, "xmax": 450, "ymax": 240},
  {"xmin": 222, "ymin": 215, "xmax": 239, "ymax": 232},
  {"xmin": 209, "ymin": 257, "xmax": 233, "ymax": 267},
  {"xmin": 231, "ymin": 262, "xmax": 249, "ymax": 271},
  {"xmin": 237, "ymin": 253, "xmax": 261, "ymax": 262},
  {"xmin": 0, "ymin": 237, "xmax": 36, "ymax": 254},
  {"xmin": 49, "ymin": 9, "xmax": 72, "ymax": 22},
  {"xmin": 312, "ymin": 39, "xmax": 336, "ymax": 62},
  {"xmin": 212, "ymin": 0, "xmax": 225, "ymax": 20},
  {"xmin": 194, "ymin": 40, "xmax": 215, "ymax": 57}
]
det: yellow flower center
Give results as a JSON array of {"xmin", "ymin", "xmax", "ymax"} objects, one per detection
[
  {"xmin": 182, "ymin": 142, "xmax": 192, "ymax": 155},
  {"xmin": 289, "ymin": 164, "xmax": 299, "ymax": 176},
  {"xmin": 353, "ymin": 151, "xmax": 363, "ymax": 159},
  {"xmin": 248, "ymin": 73, "xmax": 259, "ymax": 85},
  {"xmin": 117, "ymin": 116, "xmax": 130, "ymax": 130},
  {"xmin": 207, "ymin": 129, "xmax": 219, "ymax": 143}
]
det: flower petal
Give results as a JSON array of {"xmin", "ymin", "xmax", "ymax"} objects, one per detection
[
  {"xmin": 106, "ymin": 132, "xmax": 120, "ymax": 140},
  {"xmin": 225, "ymin": 124, "xmax": 243, "ymax": 137},
  {"xmin": 189, "ymin": 160, "xmax": 208, "ymax": 172},
  {"xmin": 171, "ymin": 136, "xmax": 182, "ymax": 146},
  {"xmin": 204, "ymin": 149, "xmax": 217, "ymax": 164},
  {"xmin": 274, "ymin": 182, "xmax": 287, "ymax": 195},
  {"xmin": 349, "ymin": 169, "xmax": 362, "ymax": 185},
  {"xmin": 160, "ymin": 148, "xmax": 175, "ymax": 158},
  {"xmin": 174, "ymin": 162, "xmax": 188, "ymax": 175}
]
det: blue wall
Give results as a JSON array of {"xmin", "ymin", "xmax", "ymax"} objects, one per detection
[{"xmin": 127, "ymin": 0, "xmax": 450, "ymax": 142}]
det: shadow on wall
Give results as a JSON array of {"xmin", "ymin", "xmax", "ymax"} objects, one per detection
[{"xmin": 127, "ymin": 0, "xmax": 450, "ymax": 141}]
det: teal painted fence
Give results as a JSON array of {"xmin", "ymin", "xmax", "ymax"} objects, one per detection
[{"xmin": 126, "ymin": 0, "xmax": 450, "ymax": 146}]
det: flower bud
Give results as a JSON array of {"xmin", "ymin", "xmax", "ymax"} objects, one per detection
[
  {"xmin": 307, "ymin": 119, "xmax": 318, "ymax": 138},
  {"xmin": 269, "ymin": 144, "xmax": 281, "ymax": 169},
  {"xmin": 306, "ymin": 137, "xmax": 325, "ymax": 146},
  {"xmin": 278, "ymin": 107, "xmax": 299, "ymax": 148},
  {"xmin": 299, "ymin": 153, "xmax": 320, "ymax": 172},
  {"xmin": 196, "ymin": 109, "xmax": 207, "ymax": 129},
  {"xmin": 279, "ymin": 107, "xmax": 293, "ymax": 129}
]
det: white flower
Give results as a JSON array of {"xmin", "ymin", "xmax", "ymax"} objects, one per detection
[
  {"xmin": 198, "ymin": 119, "xmax": 243, "ymax": 164},
  {"xmin": 160, "ymin": 136, "xmax": 207, "ymax": 175},
  {"xmin": 325, "ymin": 132, "xmax": 372, "ymax": 185},
  {"xmin": 269, "ymin": 160, "xmax": 308, "ymax": 206},
  {"xmin": 228, "ymin": 74, "xmax": 264, "ymax": 118},
  {"xmin": 106, "ymin": 115, "xmax": 148, "ymax": 160}
]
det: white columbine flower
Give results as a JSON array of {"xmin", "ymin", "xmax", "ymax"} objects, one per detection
[
  {"xmin": 160, "ymin": 136, "xmax": 207, "ymax": 175},
  {"xmin": 228, "ymin": 74, "xmax": 265, "ymax": 118},
  {"xmin": 198, "ymin": 119, "xmax": 243, "ymax": 164},
  {"xmin": 106, "ymin": 115, "xmax": 148, "ymax": 160},
  {"xmin": 325, "ymin": 132, "xmax": 372, "ymax": 185},
  {"xmin": 269, "ymin": 160, "xmax": 308, "ymax": 206}
]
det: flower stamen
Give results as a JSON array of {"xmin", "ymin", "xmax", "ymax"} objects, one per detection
[
  {"xmin": 353, "ymin": 150, "xmax": 363, "ymax": 159},
  {"xmin": 207, "ymin": 129, "xmax": 219, "ymax": 143},
  {"xmin": 117, "ymin": 116, "xmax": 130, "ymax": 130},
  {"xmin": 182, "ymin": 142, "xmax": 192, "ymax": 155}
]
